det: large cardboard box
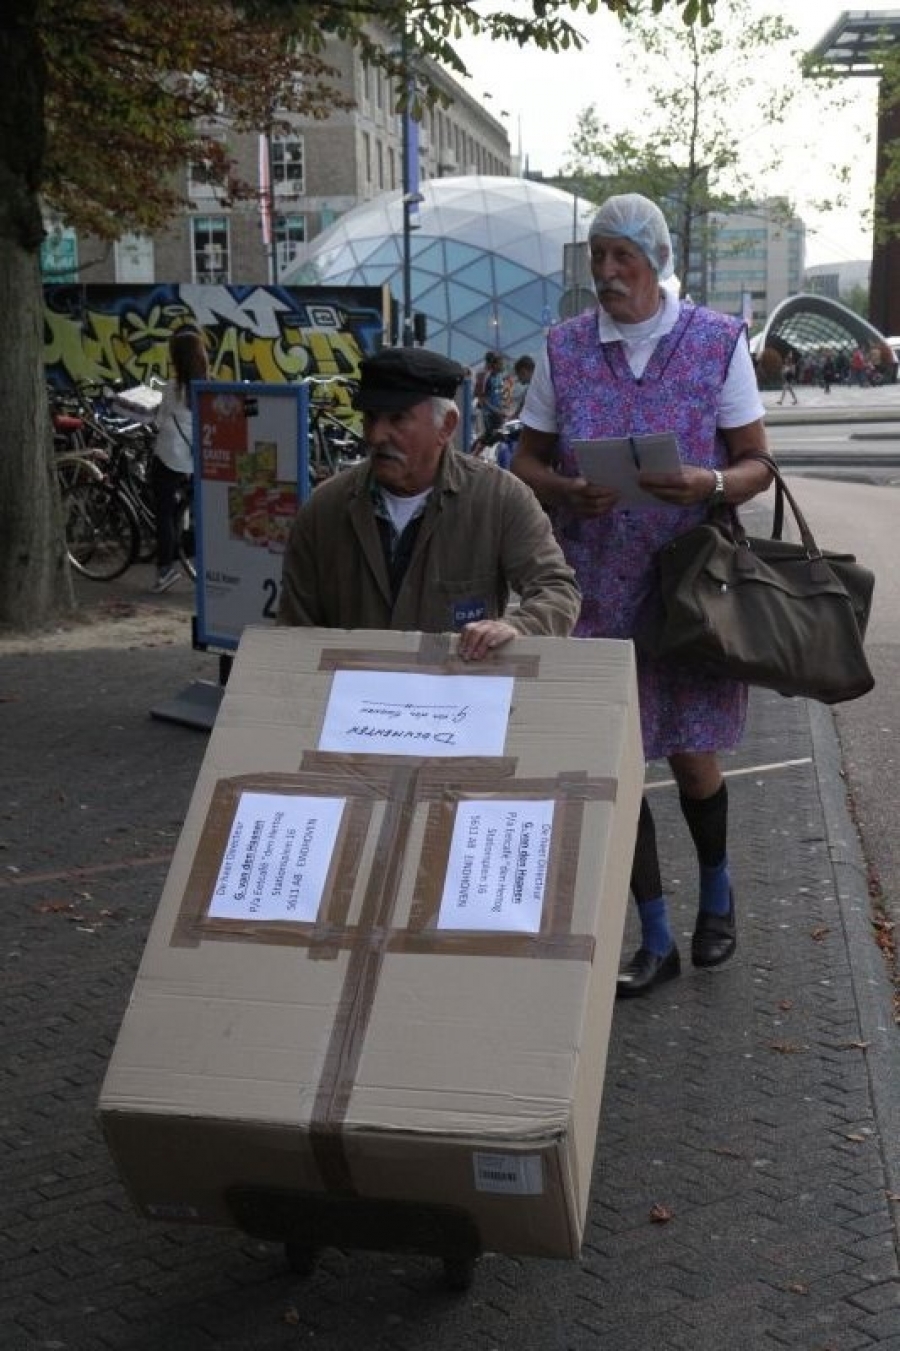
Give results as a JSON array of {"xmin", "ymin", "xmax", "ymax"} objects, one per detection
[{"xmin": 99, "ymin": 627, "xmax": 643, "ymax": 1261}]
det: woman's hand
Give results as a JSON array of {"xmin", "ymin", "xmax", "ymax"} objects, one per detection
[
  {"xmin": 638, "ymin": 465, "xmax": 716, "ymax": 506},
  {"xmin": 563, "ymin": 476, "xmax": 620, "ymax": 517}
]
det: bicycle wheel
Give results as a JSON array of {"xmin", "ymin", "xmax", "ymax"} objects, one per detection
[{"xmin": 62, "ymin": 480, "xmax": 140, "ymax": 581}]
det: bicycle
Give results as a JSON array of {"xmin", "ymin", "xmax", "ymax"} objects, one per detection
[
  {"xmin": 56, "ymin": 449, "xmax": 141, "ymax": 581},
  {"xmin": 303, "ymin": 376, "xmax": 364, "ymax": 484},
  {"xmin": 50, "ymin": 380, "xmax": 195, "ymax": 582}
]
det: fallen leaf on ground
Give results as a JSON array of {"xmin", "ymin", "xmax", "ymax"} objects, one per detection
[{"xmin": 649, "ymin": 1203, "xmax": 674, "ymax": 1223}]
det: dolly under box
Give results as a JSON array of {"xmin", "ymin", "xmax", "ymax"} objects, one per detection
[{"xmin": 99, "ymin": 627, "xmax": 643, "ymax": 1260}]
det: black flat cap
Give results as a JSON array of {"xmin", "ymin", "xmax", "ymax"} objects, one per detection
[{"xmin": 353, "ymin": 347, "xmax": 465, "ymax": 411}]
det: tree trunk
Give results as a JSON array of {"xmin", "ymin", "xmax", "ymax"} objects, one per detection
[{"xmin": 0, "ymin": 2, "xmax": 74, "ymax": 628}]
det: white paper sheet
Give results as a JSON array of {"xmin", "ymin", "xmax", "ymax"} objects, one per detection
[
  {"xmin": 208, "ymin": 791, "xmax": 345, "ymax": 923},
  {"xmin": 438, "ymin": 800, "xmax": 555, "ymax": 933},
  {"xmin": 319, "ymin": 670, "xmax": 514, "ymax": 757},
  {"xmin": 572, "ymin": 433, "xmax": 681, "ymax": 507}
]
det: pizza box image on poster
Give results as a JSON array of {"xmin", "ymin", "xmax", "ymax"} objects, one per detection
[{"xmin": 192, "ymin": 382, "xmax": 309, "ymax": 651}]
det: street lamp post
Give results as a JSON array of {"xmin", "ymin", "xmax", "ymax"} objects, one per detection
[{"xmin": 399, "ymin": 20, "xmax": 421, "ymax": 346}]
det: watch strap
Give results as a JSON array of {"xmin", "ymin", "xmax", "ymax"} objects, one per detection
[{"xmin": 709, "ymin": 468, "xmax": 726, "ymax": 505}]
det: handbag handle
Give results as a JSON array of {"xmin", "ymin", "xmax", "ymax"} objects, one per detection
[{"xmin": 732, "ymin": 452, "xmax": 826, "ymax": 561}]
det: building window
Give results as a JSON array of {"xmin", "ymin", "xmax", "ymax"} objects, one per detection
[
  {"xmin": 187, "ymin": 138, "xmax": 226, "ymax": 200},
  {"xmin": 41, "ymin": 222, "xmax": 78, "ymax": 282},
  {"xmin": 274, "ymin": 215, "xmax": 306, "ymax": 278},
  {"xmin": 115, "ymin": 233, "xmax": 154, "ymax": 283},
  {"xmin": 271, "ymin": 136, "xmax": 304, "ymax": 193},
  {"xmin": 192, "ymin": 216, "xmax": 229, "ymax": 284},
  {"xmin": 362, "ymin": 132, "xmax": 371, "ymax": 185}
]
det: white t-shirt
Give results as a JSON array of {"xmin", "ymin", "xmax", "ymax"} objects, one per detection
[
  {"xmin": 153, "ymin": 379, "xmax": 194, "ymax": 475},
  {"xmin": 380, "ymin": 486, "xmax": 432, "ymax": 534},
  {"xmin": 521, "ymin": 291, "xmax": 764, "ymax": 434}
]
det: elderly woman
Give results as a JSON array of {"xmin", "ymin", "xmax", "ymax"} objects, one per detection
[{"xmin": 512, "ymin": 193, "xmax": 772, "ymax": 998}]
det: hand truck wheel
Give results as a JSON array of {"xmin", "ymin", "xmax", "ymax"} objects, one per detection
[{"xmin": 442, "ymin": 1254, "xmax": 477, "ymax": 1291}]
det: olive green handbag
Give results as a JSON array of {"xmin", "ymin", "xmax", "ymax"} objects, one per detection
[{"xmin": 636, "ymin": 454, "xmax": 875, "ymax": 705}]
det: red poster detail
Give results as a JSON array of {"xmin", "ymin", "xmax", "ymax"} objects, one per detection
[{"xmin": 198, "ymin": 391, "xmax": 248, "ymax": 482}]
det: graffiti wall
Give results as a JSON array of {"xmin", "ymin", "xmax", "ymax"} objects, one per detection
[{"xmin": 44, "ymin": 283, "xmax": 390, "ymax": 394}]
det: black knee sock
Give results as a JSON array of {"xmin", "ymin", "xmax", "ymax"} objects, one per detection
[
  {"xmin": 679, "ymin": 782, "xmax": 730, "ymax": 913},
  {"xmin": 630, "ymin": 796, "xmax": 663, "ymax": 901},
  {"xmin": 679, "ymin": 781, "xmax": 727, "ymax": 867}
]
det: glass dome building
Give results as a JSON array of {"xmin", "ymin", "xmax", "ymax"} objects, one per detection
[{"xmin": 283, "ymin": 175, "xmax": 599, "ymax": 368}]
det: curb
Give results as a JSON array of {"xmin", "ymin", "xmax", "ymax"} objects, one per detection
[{"xmin": 808, "ymin": 698, "xmax": 900, "ymax": 1238}]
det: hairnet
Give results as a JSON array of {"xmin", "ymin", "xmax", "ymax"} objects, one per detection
[{"xmin": 588, "ymin": 193, "xmax": 674, "ymax": 280}]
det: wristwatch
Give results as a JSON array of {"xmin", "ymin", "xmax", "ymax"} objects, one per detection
[{"xmin": 708, "ymin": 469, "xmax": 726, "ymax": 506}]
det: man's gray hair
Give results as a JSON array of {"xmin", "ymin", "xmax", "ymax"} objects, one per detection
[{"xmin": 432, "ymin": 396, "xmax": 458, "ymax": 427}]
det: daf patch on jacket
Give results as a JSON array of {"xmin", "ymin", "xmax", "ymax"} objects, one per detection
[{"xmin": 452, "ymin": 598, "xmax": 487, "ymax": 628}]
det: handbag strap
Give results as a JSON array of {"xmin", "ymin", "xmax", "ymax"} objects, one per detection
[{"xmin": 735, "ymin": 452, "xmax": 825, "ymax": 560}]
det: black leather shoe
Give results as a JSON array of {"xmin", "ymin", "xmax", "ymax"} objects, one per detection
[
  {"xmin": 691, "ymin": 893, "xmax": 737, "ymax": 968},
  {"xmin": 616, "ymin": 945, "xmax": 680, "ymax": 999}
]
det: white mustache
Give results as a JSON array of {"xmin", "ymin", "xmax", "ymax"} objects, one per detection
[
  {"xmin": 368, "ymin": 443, "xmax": 405, "ymax": 463},
  {"xmin": 599, "ymin": 280, "xmax": 630, "ymax": 297}
]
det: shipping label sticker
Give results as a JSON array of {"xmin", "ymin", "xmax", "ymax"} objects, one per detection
[
  {"xmin": 438, "ymin": 799, "xmax": 555, "ymax": 933},
  {"xmin": 472, "ymin": 1152, "xmax": 544, "ymax": 1196},
  {"xmin": 319, "ymin": 669, "xmax": 514, "ymax": 758},
  {"xmin": 208, "ymin": 791, "xmax": 345, "ymax": 923}
]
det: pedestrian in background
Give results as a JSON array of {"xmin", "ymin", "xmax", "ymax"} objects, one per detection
[
  {"xmin": 778, "ymin": 352, "xmax": 798, "ymax": 405},
  {"xmin": 150, "ymin": 329, "xmax": 208, "ymax": 593},
  {"xmin": 509, "ymin": 355, "xmax": 535, "ymax": 417},
  {"xmin": 512, "ymin": 192, "xmax": 772, "ymax": 998}
]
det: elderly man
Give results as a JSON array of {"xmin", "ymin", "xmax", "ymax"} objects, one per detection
[
  {"xmin": 512, "ymin": 193, "xmax": 772, "ymax": 998},
  {"xmin": 278, "ymin": 346, "xmax": 580, "ymax": 659}
]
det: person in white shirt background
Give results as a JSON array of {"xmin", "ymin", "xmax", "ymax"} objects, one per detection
[{"xmin": 150, "ymin": 329, "xmax": 209, "ymax": 593}]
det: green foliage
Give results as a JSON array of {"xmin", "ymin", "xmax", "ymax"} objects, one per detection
[
  {"xmin": 33, "ymin": 0, "xmax": 724, "ymax": 242},
  {"xmin": 37, "ymin": 0, "xmax": 357, "ymax": 241},
  {"xmin": 560, "ymin": 0, "xmax": 841, "ymax": 293}
]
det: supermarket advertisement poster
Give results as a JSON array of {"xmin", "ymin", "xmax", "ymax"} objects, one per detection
[{"xmin": 193, "ymin": 382, "xmax": 308, "ymax": 650}]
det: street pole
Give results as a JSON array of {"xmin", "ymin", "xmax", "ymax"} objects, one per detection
[
  {"xmin": 259, "ymin": 123, "xmax": 278, "ymax": 287},
  {"xmin": 266, "ymin": 131, "xmax": 278, "ymax": 287},
  {"xmin": 400, "ymin": 22, "xmax": 413, "ymax": 346},
  {"xmin": 399, "ymin": 20, "xmax": 424, "ymax": 347}
]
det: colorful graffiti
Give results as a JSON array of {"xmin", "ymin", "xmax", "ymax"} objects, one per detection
[{"xmin": 44, "ymin": 283, "xmax": 389, "ymax": 393}]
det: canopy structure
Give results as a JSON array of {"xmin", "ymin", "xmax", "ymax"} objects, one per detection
[{"xmin": 750, "ymin": 292, "xmax": 897, "ymax": 380}]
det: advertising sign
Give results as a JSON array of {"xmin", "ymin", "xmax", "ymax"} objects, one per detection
[{"xmin": 193, "ymin": 382, "xmax": 308, "ymax": 651}]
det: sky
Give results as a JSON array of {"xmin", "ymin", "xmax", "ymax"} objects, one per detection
[{"xmin": 452, "ymin": 1, "xmax": 896, "ymax": 268}]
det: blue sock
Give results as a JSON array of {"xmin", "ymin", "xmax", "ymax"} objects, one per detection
[
  {"xmin": 699, "ymin": 860, "xmax": 731, "ymax": 916},
  {"xmin": 637, "ymin": 897, "xmax": 674, "ymax": 957}
]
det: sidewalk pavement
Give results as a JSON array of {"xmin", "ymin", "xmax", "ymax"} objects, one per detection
[
  {"xmin": 761, "ymin": 381, "xmax": 900, "ymax": 428},
  {"xmin": 2, "ymin": 565, "xmax": 900, "ymax": 1349}
]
